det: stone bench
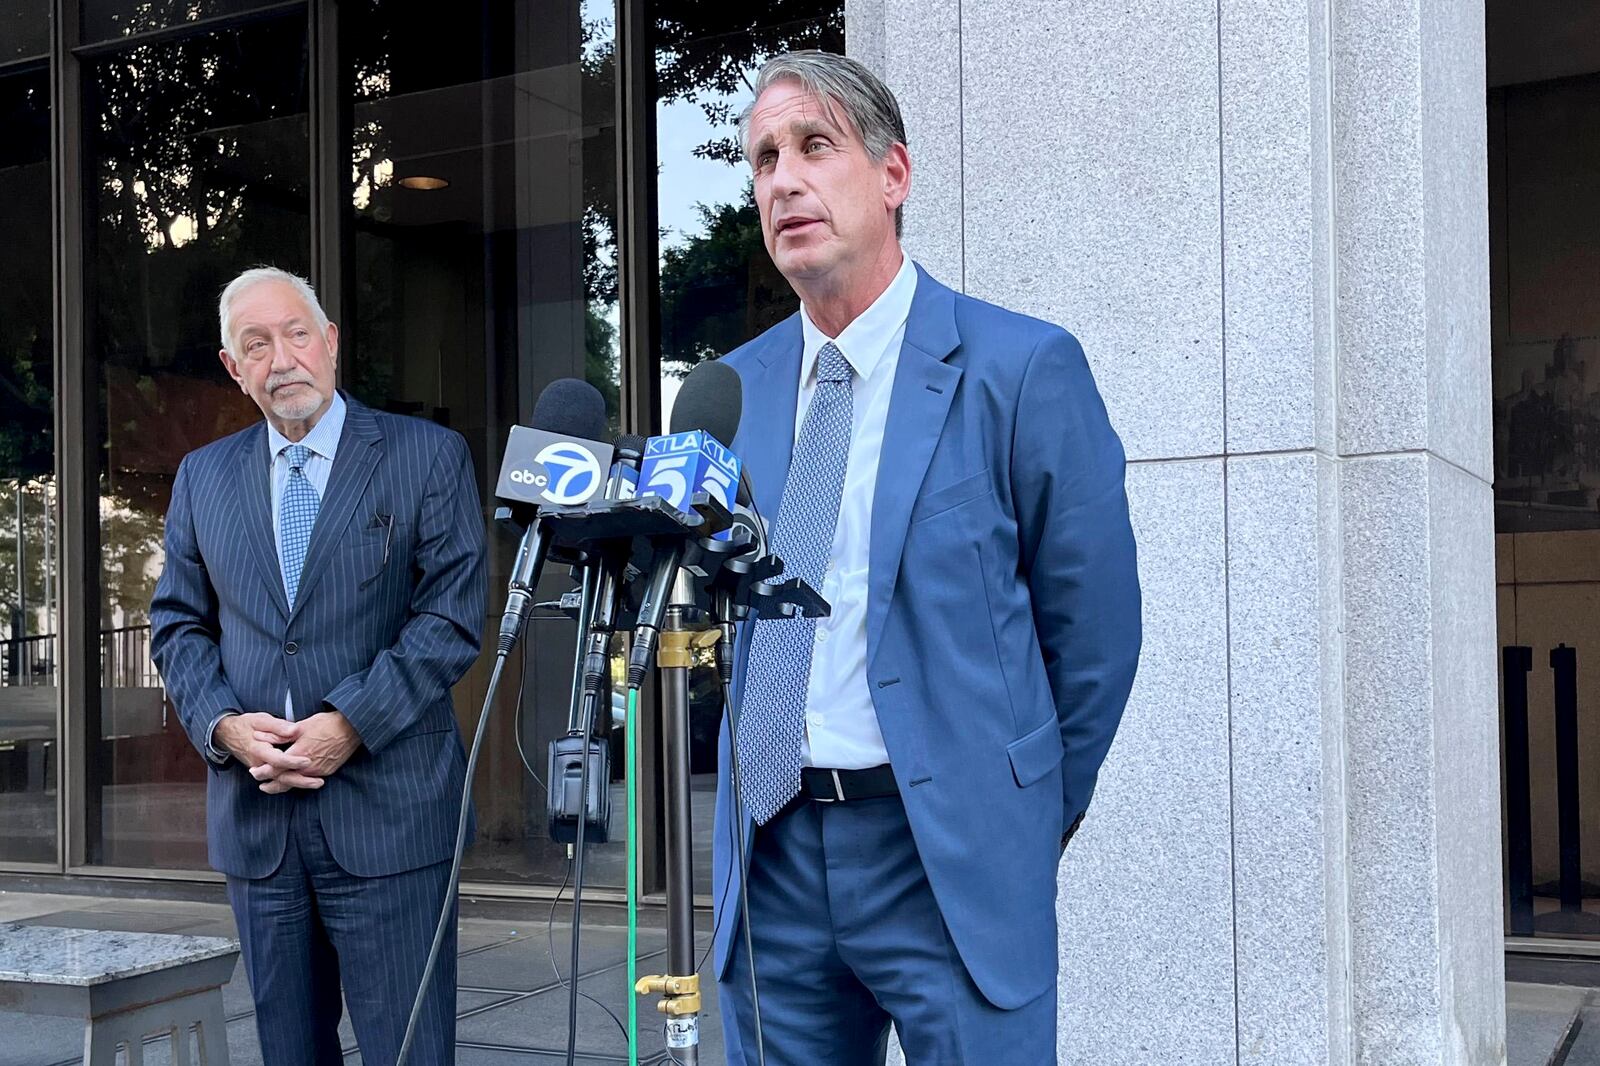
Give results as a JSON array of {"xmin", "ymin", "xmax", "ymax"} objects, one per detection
[{"xmin": 0, "ymin": 923, "xmax": 240, "ymax": 1065}]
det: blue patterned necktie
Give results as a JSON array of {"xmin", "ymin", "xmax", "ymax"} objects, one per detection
[
  {"xmin": 279, "ymin": 443, "xmax": 320, "ymax": 610},
  {"xmin": 737, "ymin": 341, "xmax": 854, "ymax": 825}
]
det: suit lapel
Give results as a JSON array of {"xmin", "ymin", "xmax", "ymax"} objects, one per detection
[
  {"xmin": 233, "ymin": 423, "xmax": 290, "ymax": 620},
  {"xmin": 287, "ymin": 397, "xmax": 384, "ymax": 624},
  {"xmin": 735, "ymin": 316, "xmax": 803, "ymax": 520},
  {"xmin": 867, "ymin": 267, "xmax": 962, "ymax": 664}
]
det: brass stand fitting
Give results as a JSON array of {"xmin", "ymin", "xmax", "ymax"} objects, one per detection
[
  {"xmin": 657, "ymin": 628, "xmax": 722, "ymax": 669},
  {"xmin": 657, "ymin": 631, "xmax": 694, "ymax": 669},
  {"xmin": 635, "ymin": 972, "xmax": 701, "ymax": 1015}
]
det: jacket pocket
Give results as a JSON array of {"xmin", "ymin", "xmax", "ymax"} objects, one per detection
[
  {"xmin": 910, "ymin": 471, "xmax": 992, "ymax": 524},
  {"xmin": 1006, "ymin": 715, "xmax": 1064, "ymax": 788}
]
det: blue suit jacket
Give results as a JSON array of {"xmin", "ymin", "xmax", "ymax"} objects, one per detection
[
  {"xmin": 150, "ymin": 394, "xmax": 487, "ymax": 880},
  {"xmin": 712, "ymin": 266, "xmax": 1142, "ymax": 1009}
]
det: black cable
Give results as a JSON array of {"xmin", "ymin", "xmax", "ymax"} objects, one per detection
[
  {"xmin": 564, "ymin": 683, "xmax": 602, "ymax": 1066},
  {"xmin": 509, "ymin": 603, "xmax": 590, "ymax": 791},
  {"xmin": 544, "ymin": 858, "xmax": 630, "ymax": 1045},
  {"xmin": 521, "ymin": 627, "xmax": 553, "ymax": 793},
  {"xmin": 396, "ymin": 649, "xmax": 511, "ymax": 1066}
]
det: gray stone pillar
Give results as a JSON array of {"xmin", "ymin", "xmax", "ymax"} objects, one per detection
[{"xmin": 850, "ymin": 0, "xmax": 1503, "ymax": 1062}]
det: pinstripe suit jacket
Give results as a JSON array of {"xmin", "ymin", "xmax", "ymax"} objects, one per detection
[{"xmin": 150, "ymin": 394, "xmax": 487, "ymax": 879}]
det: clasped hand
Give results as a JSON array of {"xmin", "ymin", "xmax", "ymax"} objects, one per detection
[{"xmin": 215, "ymin": 711, "xmax": 361, "ymax": 794}]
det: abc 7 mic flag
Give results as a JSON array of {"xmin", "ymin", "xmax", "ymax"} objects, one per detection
[{"xmin": 496, "ymin": 426, "xmax": 615, "ymax": 508}]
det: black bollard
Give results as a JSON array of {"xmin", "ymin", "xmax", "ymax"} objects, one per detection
[
  {"xmin": 1504, "ymin": 646, "xmax": 1534, "ymax": 935},
  {"xmin": 1552, "ymin": 643, "xmax": 1582, "ymax": 915}
]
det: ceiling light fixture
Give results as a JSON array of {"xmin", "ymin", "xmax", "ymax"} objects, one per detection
[{"xmin": 398, "ymin": 175, "xmax": 449, "ymax": 191}]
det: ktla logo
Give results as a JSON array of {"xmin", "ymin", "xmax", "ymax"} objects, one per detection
[{"xmin": 509, "ymin": 442, "xmax": 603, "ymax": 505}]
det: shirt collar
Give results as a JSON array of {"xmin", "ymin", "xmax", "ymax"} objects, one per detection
[
  {"xmin": 266, "ymin": 390, "xmax": 347, "ymax": 465},
  {"xmin": 799, "ymin": 254, "xmax": 918, "ymax": 386}
]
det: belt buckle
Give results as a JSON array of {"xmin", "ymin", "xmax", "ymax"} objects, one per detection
[{"xmin": 811, "ymin": 768, "xmax": 846, "ymax": 803}]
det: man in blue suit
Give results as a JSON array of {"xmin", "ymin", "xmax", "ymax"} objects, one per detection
[
  {"xmin": 150, "ymin": 267, "xmax": 486, "ymax": 1065},
  {"xmin": 712, "ymin": 53, "xmax": 1142, "ymax": 1062}
]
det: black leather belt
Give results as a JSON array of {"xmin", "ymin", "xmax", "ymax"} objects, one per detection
[{"xmin": 799, "ymin": 764, "xmax": 898, "ymax": 803}]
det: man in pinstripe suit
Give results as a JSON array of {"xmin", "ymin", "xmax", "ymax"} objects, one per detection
[{"xmin": 151, "ymin": 267, "xmax": 486, "ymax": 1065}]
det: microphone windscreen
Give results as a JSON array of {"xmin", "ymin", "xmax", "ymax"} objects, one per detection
[
  {"xmin": 614, "ymin": 433, "xmax": 648, "ymax": 461},
  {"xmin": 532, "ymin": 378, "xmax": 608, "ymax": 441},
  {"xmin": 670, "ymin": 359, "xmax": 742, "ymax": 447}
]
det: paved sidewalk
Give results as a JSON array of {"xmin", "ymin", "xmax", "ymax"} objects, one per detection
[{"xmin": 0, "ymin": 889, "xmax": 720, "ymax": 1065}]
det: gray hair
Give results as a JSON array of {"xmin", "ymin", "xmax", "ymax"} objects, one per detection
[
  {"xmin": 738, "ymin": 50, "xmax": 908, "ymax": 236},
  {"xmin": 218, "ymin": 266, "xmax": 330, "ymax": 358}
]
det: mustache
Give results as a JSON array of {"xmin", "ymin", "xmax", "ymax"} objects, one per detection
[{"xmin": 265, "ymin": 373, "xmax": 315, "ymax": 393}]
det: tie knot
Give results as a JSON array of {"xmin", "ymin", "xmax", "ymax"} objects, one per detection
[
  {"xmin": 284, "ymin": 444, "xmax": 311, "ymax": 473},
  {"xmin": 816, "ymin": 343, "xmax": 851, "ymax": 384}
]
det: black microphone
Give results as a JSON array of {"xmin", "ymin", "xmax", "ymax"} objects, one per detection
[
  {"xmin": 626, "ymin": 359, "xmax": 745, "ymax": 688},
  {"xmin": 667, "ymin": 359, "xmax": 750, "ymax": 506},
  {"xmin": 496, "ymin": 378, "xmax": 611, "ymax": 656}
]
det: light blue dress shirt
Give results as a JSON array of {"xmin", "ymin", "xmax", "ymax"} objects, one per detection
[{"xmin": 204, "ymin": 392, "xmax": 346, "ymax": 760}]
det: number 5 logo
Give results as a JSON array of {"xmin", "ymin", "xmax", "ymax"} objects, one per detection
[{"xmin": 643, "ymin": 453, "xmax": 691, "ymax": 509}]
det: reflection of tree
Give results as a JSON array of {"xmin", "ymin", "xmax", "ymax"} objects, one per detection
[
  {"xmin": 653, "ymin": 6, "xmax": 846, "ymax": 164},
  {"xmin": 659, "ymin": 188, "xmax": 794, "ymax": 369},
  {"xmin": 100, "ymin": 500, "xmax": 166, "ymax": 626},
  {"xmin": 0, "ymin": 480, "xmax": 54, "ymax": 642},
  {"xmin": 89, "ymin": 17, "xmax": 309, "ymax": 398},
  {"xmin": 586, "ymin": 305, "xmax": 621, "ymax": 418},
  {"xmin": 648, "ymin": 8, "xmax": 843, "ymax": 371},
  {"xmin": 582, "ymin": 5, "xmax": 844, "ymax": 300},
  {"xmin": 87, "ymin": 17, "xmax": 307, "ymax": 616},
  {"xmin": 0, "ymin": 66, "xmax": 53, "ymax": 491},
  {"xmin": 88, "ymin": 0, "xmax": 252, "ymax": 42}
]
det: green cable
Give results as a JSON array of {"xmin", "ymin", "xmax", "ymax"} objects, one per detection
[{"xmin": 626, "ymin": 685, "xmax": 640, "ymax": 1066}]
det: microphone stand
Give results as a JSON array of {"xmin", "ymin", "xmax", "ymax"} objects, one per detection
[
  {"xmin": 539, "ymin": 491, "xmax": 826, "ymax": 1064},
  {"xmin": 635, "ymin": 574, "xmax": 719, "ymax": 1062}
]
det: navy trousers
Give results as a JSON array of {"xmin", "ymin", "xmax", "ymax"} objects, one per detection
[
  {"xmin": 718, "ymin": 793, "xmax": 1056, "ymax": 1065},
  {"xmin": 226, "ymin": 792, "xmax": 457, "ymax": 1066}
]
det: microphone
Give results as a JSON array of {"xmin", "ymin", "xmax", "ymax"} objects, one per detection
[
  {"xmin": 575, "ymin": 433, "xmax": 647, "ymax": 710},
  {"xmin": 495, "ymin": 378, "xmax": 612, "ymax": 656},
  {"xmin": 627, "ymin": 359, "xmax": 745, "ymax": 688},
  {"xmin": 549, "ymin": 431, "xmax": 646, "ymax": 847}
]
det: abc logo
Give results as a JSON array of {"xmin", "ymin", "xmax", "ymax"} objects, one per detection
[
  {"xmin": 508, "ymin": 468, "xmax": 548, "ymax": 487},
  {"xmin": 532, "ymin": 442, "xmax": 603, "ymax": 505}
]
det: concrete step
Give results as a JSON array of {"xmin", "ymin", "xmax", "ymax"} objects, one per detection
[
  {"xmin": 1557, "ymin": 993, "xmax": 1600, "ymax": 1066},
  {"xmin": 1509, "ymin": 982, "xmax": 1586, "ymax": 1066}
]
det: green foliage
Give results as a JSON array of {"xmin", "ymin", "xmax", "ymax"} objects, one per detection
[{"xmin": 659, "ymin": 187, "xmax": 797, "ymax": 370}]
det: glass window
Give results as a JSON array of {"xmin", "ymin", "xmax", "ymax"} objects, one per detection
[
  {"xmin": 84, "ymin": 14, "xmax": 309, "ymax": 869},
  {"xmin": 1490, "ymin": 0, "xmax": 1600, "ymax": 937},
  {"xmin": 2, "ymin": 2, "xmax": 49, "ymax": 62},
  {"xmin": 80, "ymin": 0, "xmax": 288, "ymax": 46},
  {"xmin": 341, "ymin": 0, "xmax": 621, "ymax": 886},
  {"xmin": 652, "ymin": 4, "xmax": 844, "ymax": 896},
  {"xmin": 0, "ymin": 56, "xmax": 55, "ymax": 865}
]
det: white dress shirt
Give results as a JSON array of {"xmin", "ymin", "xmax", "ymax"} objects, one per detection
[
  {"xmin": 795, "ymin": 255, "xmax": 918, "ymax": 769},
  {"xmin": 265, "ymin": 391, "xmax": 346, "ymax": 719}
]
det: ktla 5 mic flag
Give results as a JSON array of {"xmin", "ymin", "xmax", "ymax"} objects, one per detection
[
  {"xmin": 638, "ymin": 430, "xmax": 741, "ymax": 514},
  {"xmin": 495, "ymin": 425, "xmax": 615, "ymax": 508}
]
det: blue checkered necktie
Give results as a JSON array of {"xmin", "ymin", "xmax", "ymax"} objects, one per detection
[
  {"xmin": 737, "ymin": 341, "xmax": 854, "ymax": 824},
  {"xmin": 278, "ymin": 443, "xmax": 320, "ymax": 610}
]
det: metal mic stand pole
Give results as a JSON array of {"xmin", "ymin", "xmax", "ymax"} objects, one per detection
[{"xmin": 637, "ymin": 572, "xmax": 717, "ymax": 1063}]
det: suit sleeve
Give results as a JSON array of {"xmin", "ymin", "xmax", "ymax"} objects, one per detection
[
  {"xmin": 1010, "ymin": 328, "xmax": 1142, "ymax": 826},
  {"xmin": 149, "ymin": 456, "xmax": 246, "ymax": 761},
  {"xmin": 322, "ymin": 432, "xmax": 487, "ymax": 754}
]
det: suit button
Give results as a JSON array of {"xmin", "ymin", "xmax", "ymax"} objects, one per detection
[{"xmin": 285, "ymin": 641, "xmax": 299, "ymax": 655}]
